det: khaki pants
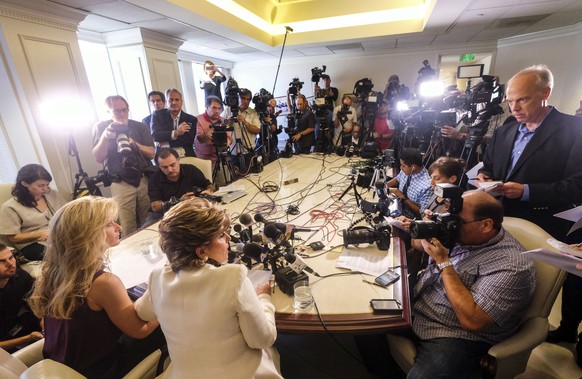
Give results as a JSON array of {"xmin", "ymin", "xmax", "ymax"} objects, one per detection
[{"xmin": 110, "ymin": 176, "xmax": 150, "ymax": 236}]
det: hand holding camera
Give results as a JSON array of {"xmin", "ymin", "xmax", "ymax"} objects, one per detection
[{"xmin": 176, "ymin": 122, "xmax": 192, "ymax": 136}]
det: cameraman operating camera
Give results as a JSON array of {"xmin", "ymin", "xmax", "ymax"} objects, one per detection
[
  {"xmin": 92, "ymin": 95, "xmax": 155, "ymax": 235},
  {"xmin": 291, "ymin": 94, "xmax": 316, "ymax": 154},
  {"xmin": 332, "ymin": 95, "xmax": 358, "ymax": 147},
  {"xmin": 230, "ymin": 88, "xmax": 261, "ymax": 170}
]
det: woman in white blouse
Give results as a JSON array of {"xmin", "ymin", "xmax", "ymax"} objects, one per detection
[{"xmin": 135, "ymin": 198, "xmax": 282, "ymax": 379}]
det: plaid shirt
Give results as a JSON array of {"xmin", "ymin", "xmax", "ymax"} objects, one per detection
[
  {"xmin": 395, "ymin": 168, "xmax": 433, "ymax": 218},
  {"xmin": 412, "ymin": 228, "xmax": 536, "ymax": 345}
]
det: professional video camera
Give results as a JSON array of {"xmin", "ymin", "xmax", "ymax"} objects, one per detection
[
  {"xmin": 252, "ymin": 88, "xmax": 273, "ymax": 115},
  {"xmin": 343, "ymin": 224, "xmax": 391, "ymax": 251},
  {"xmin": 336, "ymin": 104, "xmax": 352, "ymax": 124},
  {"xmin": 110, "ymin": 124, "xmax": 131, "ymax": 155},
  {"xmin": 224, "ymin": 77, "xmax": 241, "ymax": 118},
  {"xmin": 353, "ymin": 78, "xmax": 374, "ymax": 99},
  {"xmin": 288, "ymin": 77, "xmax": 304, "ymax": 96},
  {"xmin": 353, "ymin": 78, "xmax": 384, "ymax": 126},
  {"xmin": 209, "ymin": 119, "xmax": 233, "ymax": 149},
  {"xmin": 409, "ymin": 184, "xmax": 464, "ymax": 248},
  {"xmin": 310, "ymin": 65, "xmax": 327, "ymax": 83}
]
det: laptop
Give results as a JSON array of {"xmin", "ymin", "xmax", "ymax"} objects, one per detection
[{"xmin": 216, "ymin": 190, "xmax": 247, "ymax": 204}]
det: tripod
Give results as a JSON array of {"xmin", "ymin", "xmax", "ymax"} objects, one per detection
[
  {"xmin": 212, "ymin": 145, "xmax": 236, "ymax": 185},
  {"xmin": 339, "ymin": 173, "xmax": 363, "ymax": 207},
  {"xmin": 68, "ymin": 133, "xmax": 101, "ymax": 199},
  {"xmin": 230, "ymin": 118, "xmax": 256, "ymax": 174}
]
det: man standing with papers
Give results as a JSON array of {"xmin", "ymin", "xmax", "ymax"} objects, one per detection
[{"xmin": 477, "ymin": 64, "xmax": 582, "ymax": 240}]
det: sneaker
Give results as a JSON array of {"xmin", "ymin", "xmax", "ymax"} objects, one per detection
[{"xmin": 546, "ymin": 327, "xmax": 578, "ymax": 344}]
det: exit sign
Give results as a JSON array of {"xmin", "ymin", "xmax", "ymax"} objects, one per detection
[{"xmin": 460, "ymin": 53, "xmax": 476, "ymax": 62}]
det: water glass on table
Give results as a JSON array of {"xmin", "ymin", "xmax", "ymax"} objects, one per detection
[{"xmin": 293, "ymin": 280, "xmax": 314, "ymax": 311}]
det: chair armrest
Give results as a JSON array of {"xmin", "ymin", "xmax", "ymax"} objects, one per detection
[
  {"xmin": 20, "ymin": 359, "xmax": 87, "ymax": 379},
  {"xmin": 481, "ymin": 317, "xmax": 548, "ymax": 378},
  {"xmin": 12, "ymin": 339, "xmax": 45, "ymax": 367},
  {"xmin": 122, "ymin": 349, "xmax": 161, "ymax": 379}
]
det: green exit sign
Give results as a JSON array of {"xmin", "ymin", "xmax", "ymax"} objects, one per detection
[{"xmin": 460, "ymin": 53, "xmax": 476, "ymax": 62}]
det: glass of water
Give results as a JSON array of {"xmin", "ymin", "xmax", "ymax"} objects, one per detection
[{"xmin": 293, "ymin": 280, "xmax": 314, "ymax": 311}]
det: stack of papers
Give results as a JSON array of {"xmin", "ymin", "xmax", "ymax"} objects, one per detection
[{"xmin": 522, "ymin": 238, "xmax": 582, "ymax": 277}]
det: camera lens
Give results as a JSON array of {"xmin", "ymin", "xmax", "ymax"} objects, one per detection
[
  {"xmin": 343, "ymin": 228, "xmax": 376, "ymax": 247},
  {"xmin": 409, "ymin": 220, "xmax": 442, "ymax": 240}
]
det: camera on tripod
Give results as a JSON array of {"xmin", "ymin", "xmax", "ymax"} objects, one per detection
[
  {"xmin": 252, "ymin": 88, "xmax": 273, "ymax": 115},
  {"xmin": 409, "ymin": 184, "xmax": 464, "ymax": 248},
  {"xmin": 224, "ymin": 77, "xmax": 241, "ymax": 118},
  {"xmin": 209, "ymin": 120, "xmax": 233, "ymax": 149},
  {"xmin": 288, "ymin": 78, "xmax": 304, "ymax": 96},
  {"xmin": 310, "ymin": 65, "xmax": 326, "ymax": 83},
  {"xmin": 336, "ymin": 104, "xmax": 352, "ymax": 124}
]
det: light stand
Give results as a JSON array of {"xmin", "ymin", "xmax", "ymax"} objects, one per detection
[{"xmin": 67, "ymin": 133, "xmax": 89, "ymax": 199}]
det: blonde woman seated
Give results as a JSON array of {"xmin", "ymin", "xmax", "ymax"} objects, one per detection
[
  {"xmin": 29, "ymin": 197, "xmax": 163, "ymax": 378},
  {"xmin": 135, "ymin": 198, "xmax": 282, "ymax": 379}
]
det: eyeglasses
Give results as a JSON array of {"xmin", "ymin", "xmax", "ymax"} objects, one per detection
[{"xmin": 112, "ymin": 108, "xmax": 129, "ymax": 115}]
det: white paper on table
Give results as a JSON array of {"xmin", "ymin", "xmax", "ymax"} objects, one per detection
[
  {"xmin": 335, "ymin": 246, "xmax": 392, "ymax": 277},
  {"xmin": 522, "ymin": 248, "xmax": 582, "ymax": 277},
  {"xmin": 466, "ymin": 162, "xmax": 484, "ymax": 188},
  {"xmin": 109, "ymin": 251, "xmax": 167, "ymax": 289},
  {"xmin": 247, "ymin": 269, "xmax": 272, "ymax": 288}
]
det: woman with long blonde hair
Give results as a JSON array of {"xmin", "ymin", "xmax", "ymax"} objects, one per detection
[{"xmin": 29, "ymin": 196, "xmax": 162, "ymax": 378}]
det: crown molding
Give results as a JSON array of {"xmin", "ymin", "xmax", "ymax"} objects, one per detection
[
  {"xmin": 498, "ymin": 22, "xmax": 582, "ymax": 48},
  {"xmin": 102, "ymin": 27, "xmax": 184, "ymax": 52},
  {"xmin": 0, "ymin": 0, "xmax": 86, "ymax": 32}
]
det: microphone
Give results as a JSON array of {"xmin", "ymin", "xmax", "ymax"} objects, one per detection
[
  {"xmin": 233, "ymin": 224, "xmax": 250, "ymax": 243},
  {"xmin": 239, "ymin": 213, "xmax": 254, "ymax": 239},
  {"xmin": 285, "ymin": 252, "xmax": 319, "ymax": 276},
  {"xmin": 264, "ymin": 223, "xmax": 291, "ymax": 248},
  {"xmin": 241, "ymin": 242, "xmax": 268, "ymax": 263},
  {"xmin": 254, "ymin": 213, "xmax": 319, "ymax": 233}
]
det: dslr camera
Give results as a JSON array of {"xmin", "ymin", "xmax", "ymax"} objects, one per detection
[
  {"xmin": 311, "ymin": 65, "xmax": 327, "ymax": 83},
  {"xmin": 209, "ymin": 119, "xmax": 233, "ymax": 148},
  {"xmin": 336, "ymin": 104, "xmax": 352, "ymax": 124},
  {"xmin": 409, "ymin": 184, "xmax": 464, "ymax": 248},
  {"xmin": 110, "ymin": 124, "xmax": 131, "ymax": 155}
]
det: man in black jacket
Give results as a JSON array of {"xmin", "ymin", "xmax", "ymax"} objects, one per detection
[{"xmin": 151, "ymin": 88, "xmax": 197, "ymax": 157}]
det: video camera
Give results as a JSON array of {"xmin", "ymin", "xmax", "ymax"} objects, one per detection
[
  {"xmin": 409, "ymin": 184, "xmax": 464, "ymax": 248},
  {"xmin": 224, "ymin": 77, "xmax": 241, "ymax": 118},
  {"xmin": 336, "ymin": 104, "xmax": 352, "ymax": 124},
  {"xmin": 252, "ymin": 88, "xmax": 273, "ymax": 115},
  {"xmin": 311, "ymin": 65, "xmax": 326, "ymax": 83},
  {"xmin": 209, "ymin": 119, "xmax": 233, "ymax": 148},
  {"xmin": 343, "ymin": 224, "xmax": 391, "ymax": 251},
  {"xmin": 288, "ymin": 77, "xmax": 304, "ymax": 96}
]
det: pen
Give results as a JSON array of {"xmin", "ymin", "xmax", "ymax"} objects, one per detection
[{"xmin": 362, "ymin": 279, "xmax": 385, "ymax": 288}]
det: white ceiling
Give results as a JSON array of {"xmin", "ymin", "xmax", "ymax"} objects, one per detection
[{"xmin": 42, "ymin": 0, "xmax": 582, "ymax": 63}]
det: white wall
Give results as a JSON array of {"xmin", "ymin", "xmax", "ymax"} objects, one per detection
[{"xmin": 495, "ymin": 23, "xmax": 582, "ymax": 114}]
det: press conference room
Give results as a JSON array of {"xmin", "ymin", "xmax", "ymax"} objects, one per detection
[{"xmin": 2, "ymin": 0, "xmax": 582, "ymax": 378}]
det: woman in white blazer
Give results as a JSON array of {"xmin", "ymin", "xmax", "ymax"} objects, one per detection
[{"xmin": 135, "ymin": 198, "xmax": 282, "ymax": 378}]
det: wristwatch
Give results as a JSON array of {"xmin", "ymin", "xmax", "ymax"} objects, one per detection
[{"xmin": 437, "ymin": 261, "xmax": 454, "ymax": 272}]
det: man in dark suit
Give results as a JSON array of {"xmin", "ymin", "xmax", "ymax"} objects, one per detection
[
  {"xmin": 142, "ymin": 90, "xmax": 165, "ymax": 127},
  {"xmin": 477, "ymin": 64, "xmax": 582, "ymax": 240},
  {"xmin": 151, "ymin": 88, "xmax": 197, "ymax": 157}
]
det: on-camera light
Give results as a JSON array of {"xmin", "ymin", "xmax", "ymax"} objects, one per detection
[
  {"xmin": 396, "ymin": 101, "xmax": 409, "ymax": 111},
  {"xmin": 419, "ymin": 80, "xmax": 444, "ymax": 98}
]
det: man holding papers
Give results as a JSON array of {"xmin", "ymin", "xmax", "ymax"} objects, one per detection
[{"xmin": 477, "ymin": 64, "xmax": 582, "ymax": 240}]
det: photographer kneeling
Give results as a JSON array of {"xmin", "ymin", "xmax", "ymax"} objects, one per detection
[{"xmin": 147, "ymin": 147, "xmax": 214, "ymax": 223}]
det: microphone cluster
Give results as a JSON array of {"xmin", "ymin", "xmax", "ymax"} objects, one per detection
[{"xmin": 229, "ymin": 213, "xmax": 320, "ymax": 295}]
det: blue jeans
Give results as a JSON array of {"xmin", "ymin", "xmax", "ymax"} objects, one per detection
[{"xmin": 407, "ymin": 337, "xmax": 491, "ymax": 379}]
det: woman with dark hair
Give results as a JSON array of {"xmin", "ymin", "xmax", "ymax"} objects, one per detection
[
  {"xmin": 135, "ymin": 198, "xmax": 282, "ymax": 378},
  {"xmin": 0, "ymin": 164, "xmax": 66, "ymax": 260}
]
